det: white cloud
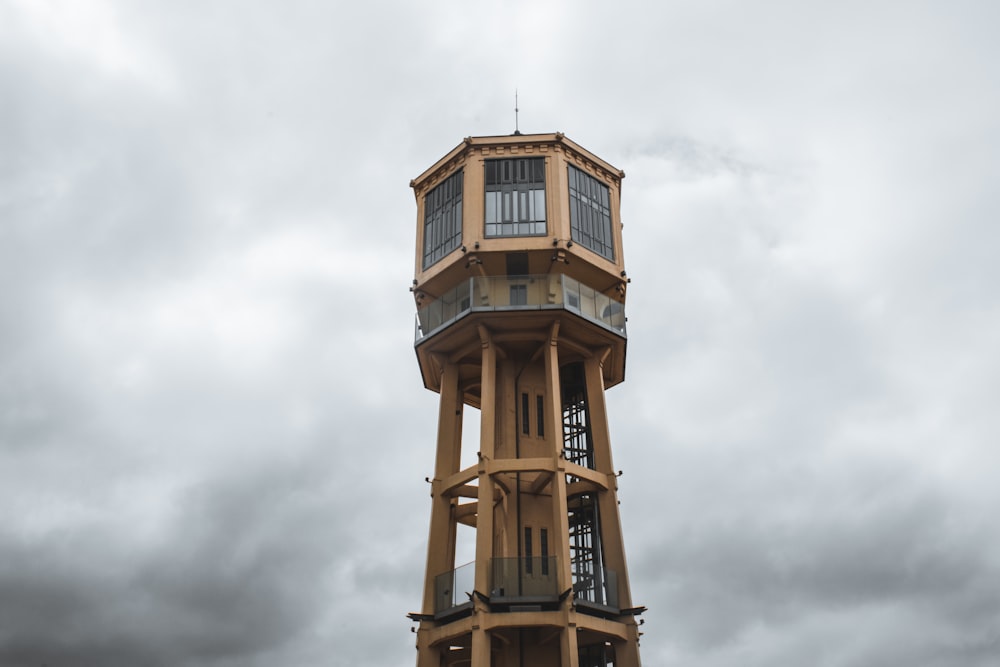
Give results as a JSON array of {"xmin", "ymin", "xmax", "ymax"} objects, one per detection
[{"xmin": 8, "ymin": 0, "xmax": 177, "ymax": 93}]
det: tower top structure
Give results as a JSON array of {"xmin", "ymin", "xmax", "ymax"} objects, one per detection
[{"xmin": 411, "ymin": 132, "xmax": 630, "ymax": 393}]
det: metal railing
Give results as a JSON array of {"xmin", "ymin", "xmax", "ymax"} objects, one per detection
[{"xmin": 415, "ymin": 274, "xmax": 626, "ymax": 342}]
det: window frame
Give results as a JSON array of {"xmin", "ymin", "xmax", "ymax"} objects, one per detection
[
  {"xmin": 524, "ymin": 526, "xmax": 534, "ymax": 574},
  {"xmin": 540, "ymin": 528, "xmax": 549, "ymax": 575},
  {"xmin": 521, "ymin": 392, "xmax": 531, "ymax": 435},
  {"xmin": 484, "ymin": 157, "xmax": 547, "ymax": 238},
  {"xmin": 567, "ymin": 164, "xmax": 615, "ymax": 261},
  {"xmin": 422, "ymin": 169, "xmax": 464, "ymax": 269},
  {"xmin": 536, "ymin": 394, "xmax": 545, "ymax": 438}
]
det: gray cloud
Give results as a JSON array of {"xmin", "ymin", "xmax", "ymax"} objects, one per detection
[{"xmin": 2, "ymin": 1, "xmax": 999, "ymax": 665}]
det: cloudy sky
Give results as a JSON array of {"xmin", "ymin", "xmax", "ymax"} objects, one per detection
[{"xmin": 3, "ymin": 1, "xmax": 999, "ymax": 665}]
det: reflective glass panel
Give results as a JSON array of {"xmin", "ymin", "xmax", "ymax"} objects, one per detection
[
  {"xmin": 567, "ymin": 165, "xmax": 614, "ymax": 261},
  {"xmin": 422, "ymin": 169, "xmax": 464, "ymax": 269},
  {"xmin": 484, "ymin": 158, "xmax": 546, "ymax": 237}
]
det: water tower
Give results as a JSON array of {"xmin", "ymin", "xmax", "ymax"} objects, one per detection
[{"xmin": 407, "ymin": 132, "xmax": 643, "ymax": 667}]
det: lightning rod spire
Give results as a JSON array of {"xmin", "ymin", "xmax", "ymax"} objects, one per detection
[{"xmin": 514, "ymin": 89, "xmax": 521, "ymax": 135}]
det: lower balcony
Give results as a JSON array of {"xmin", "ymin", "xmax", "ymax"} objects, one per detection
[
  {"xmin": 433, "ymin": 557, "xmax": 561, "ymax": 620},
  {"xmin": 573, "ymin": 567, "xmax": 621, "ymax": 618},
  {"xmin": 490, "ymin": 557, "xmax": 560, "ymax": 609},
  {"xmin": 434, "ymin": 561, "xmax": 475, "ymax": 621}
]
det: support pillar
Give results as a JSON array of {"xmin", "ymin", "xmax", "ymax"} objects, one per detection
[
  {"xmin": 471, "ymin": 624, "xmax": 491, "ymax": 667},
  {"xmin": 583, "ymin": 354, "xmax": 635, "ymax": 611},
  {"xmin": 422, "ymin": 359, "xmax": 463, "ymax": 614},
  {"xmin": 543, "ymin": 324, "xmax": 574, "ymax": 601},
  {"xmin": 474, "ymin": 326, "xmax": 497, "ymax": 598}
]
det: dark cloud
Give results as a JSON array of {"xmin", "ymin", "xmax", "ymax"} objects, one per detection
[
  {"xmin": 0, "ymin": 461, "xmax": 335, "ymax": 666},
  {"xmin": 624, "ymin": 448, "xmax": 1000, "ymax": 662}
]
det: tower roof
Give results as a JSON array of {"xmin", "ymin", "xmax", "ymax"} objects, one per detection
[{"xmin": 411, "ymin": 133, "xmax": 624, "ymax": 197}]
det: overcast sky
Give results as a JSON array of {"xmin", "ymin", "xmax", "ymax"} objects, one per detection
[{"xmin": 2, "ymin": 1, "xmax": 999, "ymax": 665}]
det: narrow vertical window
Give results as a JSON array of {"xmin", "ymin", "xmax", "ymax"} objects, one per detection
[
  {"xmin": 524, "ymin": 527, "xmax": 533, "ymax": 574},
  {"xmin": 510, "ymin": 284, "xmax": 527, "ymax": 306},
  {"xmin": 567, "ymin": 164, "xmax": 614, "ymax": 261},
  {"xmin": 521, "ymin": 392, "xmax": 530, "ymax": 435},
  {"xmin": 422, "ymin": 169, "xmax": 464, "ymax": 269},
  {"xmin": 540, "ymin": 528, "xmax": 549, "ymax": 575},
  {"xmin": 536, "ymin": 394, "xmax": 545, "ymax": 437},
  {"xmin": 485, "ymin": 158, "xmax": 546, "ymax": 237}
]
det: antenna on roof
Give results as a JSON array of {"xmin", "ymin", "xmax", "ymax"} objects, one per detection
[{"xmin": 514, "ymin": 89, "xmax": 521, "ymax": 135}]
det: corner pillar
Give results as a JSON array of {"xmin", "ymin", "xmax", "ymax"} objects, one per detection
[
  {"xmin": 422, "ymin": 359, "xmax": 462, "ymax": 614},
  {"xmin": 475, "ymin": 326, "xmax": 497, "ymax": 596}
]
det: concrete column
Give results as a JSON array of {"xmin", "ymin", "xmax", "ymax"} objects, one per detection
[
  {"xmin": 583, "ymin": 354, "xmax": 615, "ymax": 473},
  {"xmin": 415, "ymin": 627, "xmax": 441, "ymax": 667},
  {"xmin": 542, "ymin": 325, "xmax": 574, "ymax": 600},
  {"xmin": 475, "ymin": 326, "xmax": 497, "ymax": 596},
  {"xmin": 422, "ymin": 360, "xmax": 462, "ymax": 614},
  {"xmin": 559, "ymin": 624, "xmax": 580, "ymax": 667},
  {"xmin": 616, "ymin": 622, "xmax": 643, "ymax": 667},
  {"xmin": 583, "ymin": 354, "xmax": 634, "ymax": 609},
  {"xmin": 471, "ymin": 623, "xmax": 492, "ymax": 667}
]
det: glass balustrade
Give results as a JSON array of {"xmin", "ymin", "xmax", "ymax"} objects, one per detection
[
  {"xmin": 415, "ymin": 274, "xmax": 626, "ymax": 342},
  {"xmin": 490, "ymin": 557, "xmax": 559, "ymax": 602},
  {"xmin": 434, "ymin": 561, "xmax": 475, "ymax": 617},
  {"xmin": 433, "ymin": 557, "xmax": 561, "ymax": 616}
]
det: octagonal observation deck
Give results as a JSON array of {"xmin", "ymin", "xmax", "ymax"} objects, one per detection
[{"xmin": 410, "ymin": 132, "xmax": 630, "ymax": 396}]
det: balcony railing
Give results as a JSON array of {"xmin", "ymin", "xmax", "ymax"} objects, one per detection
[
  {"xmin": 491, "ymin": 557, "xmax": 559, "ymax": 603},
  {"xmin": 434, "ymin": 561, "xmax": 475, "ymax": 617},
  {"xmin": 433, "ymin": 557, "xmax": 560, "ymax": 617},
  {"xmin": 415, "ymin": 274, "xmax": 626, "ymax": 343},
  {"xmin": 573, "ymin": 566, "xmax": 620, "ymax": 616}
]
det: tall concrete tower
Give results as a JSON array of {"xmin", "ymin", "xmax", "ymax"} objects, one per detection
[{"xmin": 408, "ymin": 133, "xmax": 643, "ymax": 667}]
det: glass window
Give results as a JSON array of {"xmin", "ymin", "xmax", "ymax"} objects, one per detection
[
  {"xmin": 521, "ymin": 392, "xmax": 530, "ymax": 435},
  {"xmin": 540, "ymin": 528, "xmax": 549, "ymax": 575},
  {"xmin": 423, "ymin": 169, "xmax": 463, "ymax": 269},
  {"xmin": 536, "ymin": 394, "xmax": 545, "ymax": 437},
  {"xmin": 485, "ymin": 158, "xmax": 546, "ymax": 237},
  {"xmin": 524, "ymin": 527, "xmax": 533, "ymax": 573},
  {"xmin": 568, "ymin": 165, "xmax": 614, "ymax": 261}
]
